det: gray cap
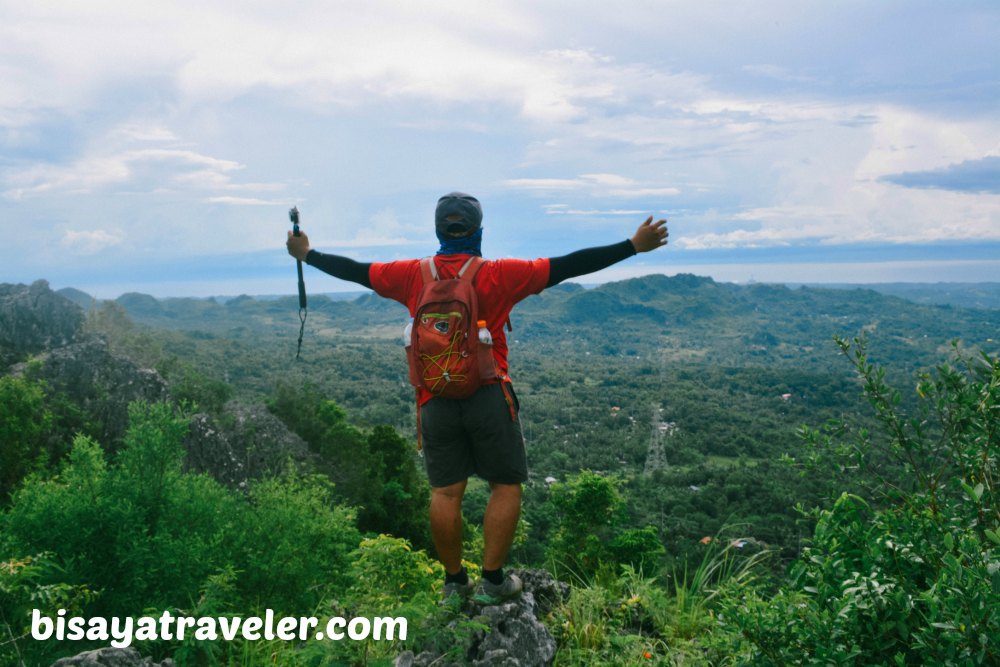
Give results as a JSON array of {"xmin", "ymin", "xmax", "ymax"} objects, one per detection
[{"xmin": 435, "ymin": 192, "xmax": 482, "ymax": 237}]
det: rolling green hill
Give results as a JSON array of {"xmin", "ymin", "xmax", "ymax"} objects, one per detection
[{"xmin": 73, "ymin": 274, "xmax": 997, "ymax": 476}]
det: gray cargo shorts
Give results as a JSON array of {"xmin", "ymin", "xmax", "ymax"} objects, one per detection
[{"xmin": 419, "ymin": 382, "xmax": 527, "ymax": 488}]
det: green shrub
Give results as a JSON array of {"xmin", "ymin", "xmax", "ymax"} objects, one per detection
[
  {"xmin": 0, "ymin": 374, "xmax": 53, "ymax": 502},
  {"xmin": 233, "ymin": 471, "xmax": 359, "ymax": 614},
  {"xmin": 726, "ymin": 339, "xmax": 1000, "ymax": 666},
  {"xmin": 2, "ymin": 406, "xmax": 238, "ymax": 617},
  {"xmin": 547, "ymin": 471, "xmax": 665, "ymax": 578},
  {"xmin": 0, "ymin": 553, "xmax": 97, "ymax": 667},
  {"xmin": 298, "ymin": 534, "xmax": 484, "ymax": 667},
  {"xmin": 155, "ymin": 357, "xmax": 234, "ymax": 416},
  {"xmin": 1, "ymin": 400, "xmax": 364, "ymax": 665},
  {"xmin": 268, "ymin": 383, "xmax": 430, "ymax": 549}
]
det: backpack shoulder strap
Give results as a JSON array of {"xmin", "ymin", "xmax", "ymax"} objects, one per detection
[
  {"xmin": 420, "ymin": 255, "xmax": 484, "ymax": 284},
  {"xmin": 457, "ymin": 256, "xmax": 484, "ymax": 282},
  {"xmin": 419, "ymin": 257, "xmax": 437, "ymax": 284}
]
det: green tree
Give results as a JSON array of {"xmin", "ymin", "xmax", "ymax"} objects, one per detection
[
  {"xmin": 233, "ymin": 471, "xmax": 359, "ymax": 613},
  {"xmin": 548, "ymin": 471, "xmax": 623, "ymax": 575},
  {"xmin": 547, "ymin": 471, "xmax": 664, "ymax": 577},
  {"xmin": 0, "ymin": 375, "xmax": 52, "ymax": 502},
  {"xmin": 155, "ymin": 357, "xmax": 233, "ymax": 415},
  {"xmin": 1, "ymin": 400, "xmax": 365, "ymax": 664},
  {"xmin": 268, "ymin": 382, "xmax": 430, "ymax": 546},
  {"xmin": 267, "ymin": 381, "xmax": 370, "ymax": 499},
  {"xmin": 358, "ymin": 425, "xmax": 431, "ymax": 549}
]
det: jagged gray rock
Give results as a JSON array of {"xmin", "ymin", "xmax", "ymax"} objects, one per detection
[
  {"xmin": 2, "ymin": 280, "xmax": 314, "ymax": 489},
  {"xmin": 4, "ymin": 280, "xmax": 169, "ymax": 446},
  {"xmin": 395, "ymin": 568, "xmax": 564, "ymax": 667},
  {"xmin": 49, "ymin": 647, "xmax": 174, "ymax": 667},
  {"xmin": 468, "ymin": 590, "xmax": 557, "ymax": 667},
  {"xmin": 11, "ymin": 336, "xmax": 170, "ymax": 447},
  {"xmin": 0, "ymin": 280, "xmax": 83, "ymax": 369},
  {"xmin": 184, "ymin": 401, "xmax": 315, "ymax": 487},
  {"xmin": 515, "ymin": 568, "xmax": 571, "ymax": 618}
]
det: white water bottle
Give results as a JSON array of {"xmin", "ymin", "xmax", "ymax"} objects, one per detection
[
  {"xmin": 477, "ymin": 320, "xmax": 492, "ymax": 346},
  {"xmin": 477, "ymin": 320, "xmax": 495, "ymax": 379}
]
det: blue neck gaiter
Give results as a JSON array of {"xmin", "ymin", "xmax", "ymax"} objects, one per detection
[{"xmin": 436, "ymin": 227, "xmax": 483, "ymax": 256}]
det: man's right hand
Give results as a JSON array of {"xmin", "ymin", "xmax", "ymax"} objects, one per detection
[
  {"xmin": 287, "ymin": 230, "xmax": 311, "ymax": 261},
  {"xmin": 630, "ymin": 216, "xmax": 669, "ymax": 253}
]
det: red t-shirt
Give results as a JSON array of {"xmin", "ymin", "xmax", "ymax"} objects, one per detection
[{"xmin": 369, "ymin": 254, "xmax": 550, "ymax": 404}]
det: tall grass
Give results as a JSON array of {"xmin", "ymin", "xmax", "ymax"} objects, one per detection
[
  {"xmin": 547, "ymin": 527, "xmax": 769, "ymax": 665},
  {"xmin": 665, "ymin": 531, "xmax": 771, "ymax": 639}
]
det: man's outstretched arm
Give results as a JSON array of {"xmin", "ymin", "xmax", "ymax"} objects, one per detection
[
  {"xmin": 286, "ymin": 230, "xmax": 373, "ymax": 289},
  {"xmin": 547, "ymin": 216, "xmax": 668, "ymax": 287}
]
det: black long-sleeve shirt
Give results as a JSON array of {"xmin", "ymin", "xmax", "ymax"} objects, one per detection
[{"xmin": 305, "ymin": 239, "xmax": 637, "ymax": 290}]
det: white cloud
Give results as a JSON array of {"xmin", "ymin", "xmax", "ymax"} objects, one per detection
[
  {"xmin": 608, "ymin": 187, "xmax": 681, "ymax": 197},
  {"xmin": 544, "ymin": 208, "xmax": 646, "ymax": 216},
  {"xmin": 326, "ymin": 207, "xmax": 425, "ymax": 248},
  {"xmin": 60, "ymin": 229, "xmax": 124, "ymax": 255},
  {"xmin": 504, "ymin": 178, "xmax": 584, "ymax": 190},
  {"xmin": 503, "ymin": 174, "xmax": 682, "ymax": 198},
  {"xmin": 203, "ymin": 196, "xmax": 284, "ymax": 206},
  {"xmin": 1, "ymin": 121, "xmax": 288, "ymax": 201},
  {"xmin": 742, "ymin": 64, "xmax": 818, "ymax": 84},
  {"xmin": 111, "ymin": 125, "xmax": 179, "ymax": 143},
  {"xmin": 678, "ymin": 183, "xmax": 1000, "ymax": 249},
  {"xmin": 855, "ymin": 106, "xmax": 1000, "ymax": 181},
  {"xmin": 3, "ymin": 148, "xmax": 244, "ymax": 198},
  {"xmin": 1, "ymin": 1, "xmax": 709, "ymax": 127}
]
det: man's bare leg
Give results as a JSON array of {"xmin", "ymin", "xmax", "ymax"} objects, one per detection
[
  {"xmin": 430, "ymin": 479, "xmax": 467, "ymax": 574},
  {"xmin": 482, "ymin": 482, "xmax": 522, "ymax": 571}
]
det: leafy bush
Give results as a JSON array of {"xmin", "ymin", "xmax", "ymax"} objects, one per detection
[
  {"xmin": 155, "ymin": 356, "xmax": 233, "ymax": 416},
  {"xmin": 298, "ymin": 534, "xmax": 484, "ymax": 666},
  {"xmin": 0, "ymin": 401, "xmax": 363, "ymax": 665},
  {"xmin": 358, "ymin": 425, "xmax": 430, "ymax": 549},
  {"xmin": 0, "ymin": 553, "xmax": 97, "ymax": 667},
  {"xmin": 0, "ymin": 374, "xmax": 53, "ymax": 502},
  {"xmin": 2, "ymin": 405, "xmax": 239, "ymax": 619},
  {"xmin": 726, "ymin": 339, "xmax": 1000, "ymax": 665},
  {"xmin": 547, "ymin": 471, "xmax": 664, "ymax": 578},
  {"xmin": 232, "ymin": 471, "xmax": 359, "ymax": 613}
]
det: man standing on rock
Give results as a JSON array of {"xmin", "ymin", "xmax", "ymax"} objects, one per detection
[{"xmin": 287, "ymin": 192, "xmax": 668, "ymax": 601}]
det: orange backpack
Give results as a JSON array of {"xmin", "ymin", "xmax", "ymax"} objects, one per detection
[{"xmin": 407, "ymin": 256, "xmax": 496, "ymax": 399}]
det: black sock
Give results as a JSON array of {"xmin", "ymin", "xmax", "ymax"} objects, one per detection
[
  {"xmin": 482, "ymin": 568, "xmax": 504, "ymax": 586},
  {"xmin": 445, "ymin": 567, "xmax": 468, "ymax": 586}
]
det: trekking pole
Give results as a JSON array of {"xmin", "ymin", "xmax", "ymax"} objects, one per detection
[{"xmin": 290, "ymin": 206, "xmax": 308, "ymax": 360}]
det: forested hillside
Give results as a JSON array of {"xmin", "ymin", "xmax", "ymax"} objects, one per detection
[
  {"xmin": 94, "ymin": 275, "xmax": 1000, "ymax": 561},
  {"xmin": 3, "ymin": 276, "xmax": 998, "ymax": 665}
]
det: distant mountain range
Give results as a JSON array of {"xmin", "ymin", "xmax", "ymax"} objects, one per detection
[
  {"xmin": 798, "ymin": 282, "xmax": 1000, "ymax": 311},
  {"xmin": 53, "ymin": 274, "xmax": 999, "ymax": 378},
  {"xmin": 56, "ymin": 279, "xmax": 1000, "ymax": 313}
]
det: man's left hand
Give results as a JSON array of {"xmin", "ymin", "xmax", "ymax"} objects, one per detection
[{"xmin": 630, "ymin": 217, "xmax": 668, "ymax": 253}]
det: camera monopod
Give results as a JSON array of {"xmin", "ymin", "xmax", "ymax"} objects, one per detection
[{"xmin": 290, "ymin": 206, "xmax": 308, "ymax": 360}]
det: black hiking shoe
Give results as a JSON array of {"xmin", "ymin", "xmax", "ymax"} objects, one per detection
[{"xmin": 442, "ymin": 579, "xmax": 475, "ymax": 602}]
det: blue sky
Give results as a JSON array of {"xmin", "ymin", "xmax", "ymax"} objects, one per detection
[{"xmin": 1, "ymin": 0, "xmax": 998, "ymax": 298}]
